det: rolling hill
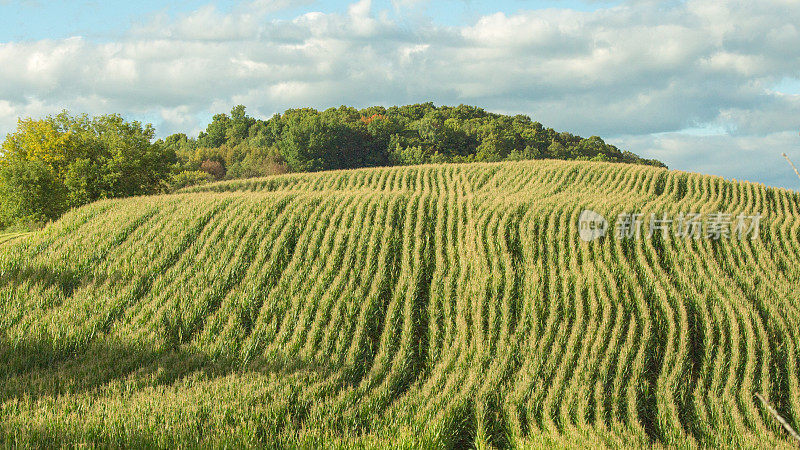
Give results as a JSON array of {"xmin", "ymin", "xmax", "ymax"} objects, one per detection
[{"xmin": 1, "ymin": 160, "xmax": 799, "ymax": 448}]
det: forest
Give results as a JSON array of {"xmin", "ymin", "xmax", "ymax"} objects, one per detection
[{"xmin": 0, "ymin": 103, "xmax": 664, "ymax": 229}]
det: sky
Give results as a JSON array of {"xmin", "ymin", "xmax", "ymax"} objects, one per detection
[{"xmin": 1, "ymin": 0, "xmax": 799, "ymax": 189}]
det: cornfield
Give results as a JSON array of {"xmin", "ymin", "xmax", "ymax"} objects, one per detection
[
  {"xmin": 1, "ymin": 160, "xmax": 799, "ymax": 448},
  {"xmin": 0, "ymin": 232, "xmax": 32, "ymax": 246}
]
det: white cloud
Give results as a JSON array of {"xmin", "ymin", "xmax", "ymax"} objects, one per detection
[
  {"xmin": 613, "ymin": 131, "xmax": 800, "ymax": 190},
  {"xmin": 1, "ymin": 0, "xmax": 799, "ymax": 187}
]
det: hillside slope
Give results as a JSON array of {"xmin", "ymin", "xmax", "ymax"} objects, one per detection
[{"xmin": 1, "ymin": 160, "xmax": 800, "ymax": 448}]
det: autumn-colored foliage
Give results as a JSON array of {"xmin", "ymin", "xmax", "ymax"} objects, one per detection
[
  {"xmin": 360, "ymin": 113, "xmax": 384, "ymax": 124},
  {"xmin": 199, "ymin": 159, "xmax": 226, "ymax": 180}
]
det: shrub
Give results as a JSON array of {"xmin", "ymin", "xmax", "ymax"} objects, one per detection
[{"xmin": 200, "ymin": 159, "xmax": 226, "ymax": 180}]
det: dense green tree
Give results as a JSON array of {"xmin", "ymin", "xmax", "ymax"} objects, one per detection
[
  {"xmin": 0, "ymin": 112, "xmax": 174, "ymax": 228},
  {"xmin": 0, "ymin": 158, "xmax": 67, "ymax": 227},
  {"xmin": 197, "ymin": 113, "xmax": 231, "ymax": 148},
  {"xmin": 172, "ymin": 103, "xmax": 665, "ymax": 179}
]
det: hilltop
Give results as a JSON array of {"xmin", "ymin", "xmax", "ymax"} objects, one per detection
[
  {"xmin": 1, "ymin": 103, "xmax": 664, "ymax": 232},
  {"xmin": 1, "ymin": 160, "xmax": 799, "ymax": 448}
]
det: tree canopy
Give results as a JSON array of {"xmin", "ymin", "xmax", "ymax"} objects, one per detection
[
  {"xmin": 166, "ymin": 103, "xmax": 664, "ymax": 180},
  {"xmin": 0, "ymin": 103, "xmax": 665, "ymax": 229},
  {"xmin": 0, "ymin": 112, "xmax": 174, "ymax": 228}
]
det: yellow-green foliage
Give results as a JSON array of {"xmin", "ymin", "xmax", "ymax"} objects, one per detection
[{"xmin": 1, "ymin": 160, "xmax": 800, "ymax": 448}]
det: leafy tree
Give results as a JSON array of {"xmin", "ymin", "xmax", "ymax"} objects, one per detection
[
  {"xmin": 198, "ymin": 113, "xmax": 231, "ymax": 148},
  {"xmin": 0, "ymin": 112, "xmax": 174, "ymax": 228},
  {"xmin": 0, "ymin": 158, "xmax": 66, "ymax": 227},
  {"xmin": 200, "ymin": 160, "xmax": 226, "ymax": 180},
  {"xmin": 174, "ymin": 103, "xmax": 665, "ymax": 179}
]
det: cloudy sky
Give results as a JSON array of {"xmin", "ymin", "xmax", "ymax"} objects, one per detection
[{"xmin": 1, "ymin": 0, "xmax": 799, "ymax": 188}]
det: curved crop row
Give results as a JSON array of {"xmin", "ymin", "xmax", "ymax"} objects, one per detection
[{"xmin": 1, "ymin": 160, "xmax": 799, "ymax": 448}]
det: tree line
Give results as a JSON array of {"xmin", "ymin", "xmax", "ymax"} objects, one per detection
[{"xmin": 0, "ymin": 103, "xmax": 665, "ymax": 230}]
